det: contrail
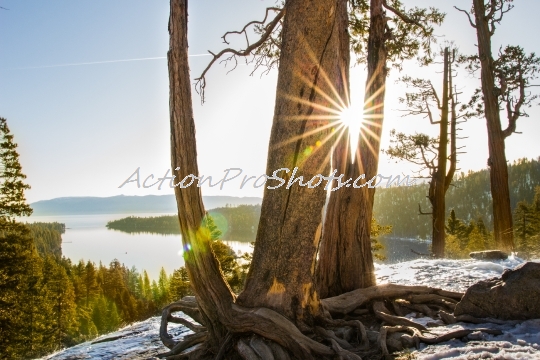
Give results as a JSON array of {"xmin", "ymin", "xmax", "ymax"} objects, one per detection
[{"xmin": 6, "ymin": 54, "xmax": 211, "ymax": 70}]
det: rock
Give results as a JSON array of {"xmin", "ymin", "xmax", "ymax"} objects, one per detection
[
  {"xmin": 469, "ymin": 250, "xmax": 508, "ymax": 260},
  {"xmin": 454, "ymin": 262, "xmax": 540, "ymax": 320}
]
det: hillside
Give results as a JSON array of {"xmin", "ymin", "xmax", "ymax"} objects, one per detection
[
  {"xmin": 30, "ymin": 195, "xmax": 262, "ymax": 215},
  {"xmin": 374, "ymin": 157, "xmax": 540, "ymax": 239}
]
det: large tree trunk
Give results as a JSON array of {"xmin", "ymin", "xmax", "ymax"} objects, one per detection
[
  {"xmin": 168, "ymin": 0, "xmax": 353, "ymax": 357},
  {"xmin": 316, "ymin": 0, "xmax": 387, "ymax": 298},
  {"xmin": 472, "ymin": 0, "xmax": 514, "ymax": 252},
  {"xmin": 237, "ymin": 0, "xmax": 350, "ymax": 322},
  {"xmin": 430, "ymin": 48, "xmax": 450, "ymax": 258}
]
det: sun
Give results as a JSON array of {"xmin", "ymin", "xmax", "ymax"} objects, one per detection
[{"xmin": 339, "ymin": 103, "xmax": 364, "ymax": 164}]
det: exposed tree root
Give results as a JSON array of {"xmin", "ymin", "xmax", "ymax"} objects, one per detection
[
  {"xmin": 324, "ymin": 318, "xmax": 369, "ymax": 350},
  {"xmin": 379, "ymin": 325, "xmax": 503, "ymax": 357},
  {"xmin": 159, "ymin": 343, "xmax": 206, "ymax": 360},
  {"xmin": 329, "ymin": 339, "xmax": 363, "ymax": 360},
  {"xmin": 158, "ymin": 284, "xmax": 518, "ymax": 359},
  {"xmin": 214, "ymin": 332, "xmax": 233, "ymax": 360},
  {"xmin": 373, "ymin": 301, "xmax": 428, "ymax": 331},
  {"xmin": 321, "ymin": 283, "xmax": 463, "ymax": 315},
  {"xmin": 236, "ymin": 338, "xmax": 260, "ymax": 360},
  {"xmin": 157, "ymin": 332, "xmax": 208, "ymax": 358},
  {"xmin": 438, "ymin": 310, "xmax": 521, "ymax": 326},
  {"xmin": 160, "ymin": 300, "xmax": 206, "ymax": 349}
]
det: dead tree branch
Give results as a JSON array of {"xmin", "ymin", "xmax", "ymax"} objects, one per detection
[
  {"xmin": 195, "ymin": 7, "xmax": 285, "ymax": 101},
  {"xmin": 454, "ymin": 6, "xmax": 476, "ymax": 28}
]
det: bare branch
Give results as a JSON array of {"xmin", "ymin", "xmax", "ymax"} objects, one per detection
[
  {"xmin": 418, "ymin": 203, "xmax": 433, "ymax": 216},
  {"xmin": 221, "ymin": 7, "xmax": 281, "ymax": 45},
  {"xmin": 454, "ymin": 6, "xmax": 476, "ymax": 28},
  {"xmin": 195, "ymin": 7, "xmax": 285, "ymax": 102},
  {"xmin": 429, "ymin": 81, "xmax": 442, "ymax": 109}
]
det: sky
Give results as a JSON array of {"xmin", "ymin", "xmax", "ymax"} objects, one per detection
[{"xmin": 0, "ymin": 0, "xmax": 539, "ymax": 203}]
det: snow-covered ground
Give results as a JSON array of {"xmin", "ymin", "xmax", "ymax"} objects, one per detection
[{"xmin": 43, "ymin": 255, "xmax": 540, "ymax": 360}]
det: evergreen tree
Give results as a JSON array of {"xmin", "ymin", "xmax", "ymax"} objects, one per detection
[
  {"xmin": 514, "ymin": 201, "xmax": 539, "ymax": 256},
  {"xmin": 0, "ymin": 118, "xmax": 38, "ymax": 359},
  {"xmin": 84, "ymin": 261, "xmax": 100, "ymax": 308},
  {"xmin": 169, "ymin": 267, "xmax": 192, "ymax": 300},
  {"xmin": 0, "ymin": 118, "xmax": 32, "ymax": 219},
  {"xmin": 157, "ymin": 267, "xmax": 170, "ymax": 306},
  {"xmin": 41, "ymin": 256, "xmax": 77, "ymax": 351},
  {"xmin": 142, "ymin": 270, "xmax": 152, "ymax": 300},
  {"xmin": 466, "ymin": 227, "xmax": 486, "ymax": 253}
]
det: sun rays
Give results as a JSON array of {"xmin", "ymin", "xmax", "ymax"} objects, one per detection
[{"xmin": 271, "ymin": 46, "xmax": 385, "ymax": 175}]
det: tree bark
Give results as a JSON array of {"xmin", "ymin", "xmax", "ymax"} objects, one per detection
[
  {"xmin": 472, "ymin": 0, "xmax": 514, "ymax": 252},
  {"xmin": 237, "ymin": 0, "xmax": 350, "ymax": 322},
  {"xmin": 168, "ymin": 0, "xmax": 235, "ymax": 349},
  {"xmin": 430, "ymin": 48, "xmax": 450, "ymax": 258},
  {"xmin": 316, "ymin": 0, "xmax": 387, "ymax": 298}
]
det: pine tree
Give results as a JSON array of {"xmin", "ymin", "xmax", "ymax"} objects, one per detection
[
  {"xmin": 157, "ymin": 267, "xmax": 170, "ymax": 305},
  {"xmin": 466, "ymin": 227, "xmax": 486, "ymax": 253},
  {"xmin": 142, "ymin": 270, "xmax": 152, "ymax": 300},
  {"xmin": 41, "ymin": 256, "xmax": 77, "ymax": 352},
  {"xmin": 0, "ymin": 118, "xmax": 32, "ymax": 219},
  {"xmin": 169, "ymin": 267, "xmax": 192, "ymax": 301},
  {"xmin": 514, "ymin": 201, "xmax": 538, "ymax": 256},
  {"xmin": 0, "ymin": 118, "xmax": 39, "ymax": 359},
  {"xmin": 84, "ymin": 261, "xmax": 100, "ymax": 308}
]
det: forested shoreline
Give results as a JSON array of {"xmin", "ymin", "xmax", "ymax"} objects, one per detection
[
  {"xmin": 105, "ymin": 158, "xmax": 540, "ymax": 250},
  {"xmin": 374, "ymin": 157, "xmax": 540, "ymax": 239},
  {"xmin": 1, "ymin": 220, "xmax": 210, "ymax": 359},
  {"xmin": 107, "ymin": 204, "xmax": 261, "ymax": 241}
]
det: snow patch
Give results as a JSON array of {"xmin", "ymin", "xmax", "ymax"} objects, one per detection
[{"xmin": 43, "ymin": 256, "xmax": 540, "ymax": 359}]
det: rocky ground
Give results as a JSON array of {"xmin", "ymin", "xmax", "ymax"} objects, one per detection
[{"xmin": 43, "ymin": 255, "xmax": 540, "ymax": 360}]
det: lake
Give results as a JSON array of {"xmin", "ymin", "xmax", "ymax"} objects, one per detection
[
  {"xmin": 23, "ymin": 213, "xmax": 253, "ymax": 280},
  {"xmin": 23, "ymin": 213, "xmax": 430, "ymax": 280}
]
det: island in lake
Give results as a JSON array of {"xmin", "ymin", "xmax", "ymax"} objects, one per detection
[{"xmin": 106, "ymin": 204, "xmax": 261, "ymax": 241}]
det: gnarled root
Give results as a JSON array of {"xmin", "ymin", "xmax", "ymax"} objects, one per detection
[
  {"xmin": 324, "ymin": 318, "xmax": 369, "ymax": 350},
  {"xmin": 438, "ymin": 310, "xmax": 521, "ymax": 326},
  {"xmin": 372, "ymin": 301, "xmax": 427, "ymax": 331},
  {"xmin": 329, "ymin": 339, "xmax": 363, "ymax": 360},
  {"xmin": 157, "ymin": 332, "xmax": 208, "ymax": 359},
  {"xmin": 234, "ymin": 335, "xmax": 291, "ymax": 360},
  {"xmin": 159, "ymin": 285, "xmax": 473, "ymax": 359},
  {"xmin": 321, "ymin": 283, "xmax": 463, "ymax": 316},
  {"xmin": 379, "ymin": 325, "xmax": 503, "ymax": 357},
  {"xmin": 160, "ymin": 299, "xmax": 206, "ymax": 349}
]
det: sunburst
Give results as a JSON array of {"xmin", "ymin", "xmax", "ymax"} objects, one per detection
[{"xmin": 272, "ymin": 38, "xmax": 384, "ymax": 174}]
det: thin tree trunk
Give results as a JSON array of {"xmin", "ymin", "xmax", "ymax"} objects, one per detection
[
  {"xmin": 168, "ymin": 0, "xmax": 234, "ymax": 348},
  {"xmin": 237, "ymin": 0, "xmax": 350, "ymax": 322},
  {"xmin": 472, "ymin": 0, "xmax": 514, "ymax": 252},
  {"xmin": 430, "ymin": 48, "xmax": 450, "ymax": 258},
  {"xmin": 316, "ymin": 0, "xmax": 387, "ymax": 298}
]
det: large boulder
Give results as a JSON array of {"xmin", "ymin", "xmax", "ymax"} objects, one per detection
[
  {"xmin": 454, "ymin": 262, "xmax": 540, "ymax": 320},
  {"xmin": 469, "ymin": 250, "xmax": 508, "ymax": 260}
]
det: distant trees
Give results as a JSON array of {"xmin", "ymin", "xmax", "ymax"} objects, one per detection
[
  {"xmin": 374, "ymin": 157, "xmax": 540, "ymax": 241},
  {"xmin": 445, "ymin": 211, "xmax": 495, "ymax": 258},
  {"xmin": 106, "ymin": 204, "xmax": 261, "ymax": 241},
  {"xmin": 456, "ymin": 0, "xmax": 540, "ymax": 252},
  {"xmin": 513, "ymin": 186, "xmax": 540, "ymax": 258}
]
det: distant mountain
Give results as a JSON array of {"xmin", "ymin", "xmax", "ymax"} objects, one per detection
[{"xmin": 30, "ymin": 195, "xmax": 262, "ymax": 215}]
